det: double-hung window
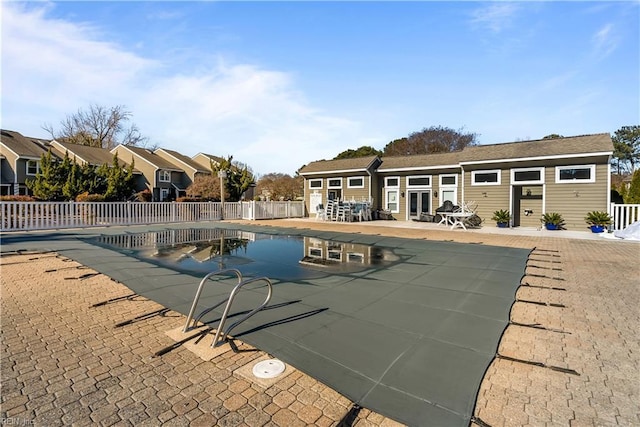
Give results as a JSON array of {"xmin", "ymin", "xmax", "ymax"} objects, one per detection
[
  {"xmin": 159, "ymin": 170, "xmax": 171, "ymax": 182},
  {"xmin": 26, "ymin": 160, "xmax": 40, "ymax": 175},
  {"xmin": 439, "ymin": 174, "xmax": 458, "ymax": 204},
  {"xmin": 384, "ymin": 177, "xmax": 400, "ymax": 213}
]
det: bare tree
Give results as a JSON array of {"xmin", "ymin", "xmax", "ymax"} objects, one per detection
[
  {"xmin": 256, "ymin": 173, "xmax": 303, "ymax": 201},
  {"xmin": 43, "ymin": 104, "xmax": 149, "ymax": 149}
]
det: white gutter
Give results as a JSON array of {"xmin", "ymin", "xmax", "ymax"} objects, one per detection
[
  {"xmin": 378, "ymin": 164, "xmax": 460, "ymax": 173},
  {"xmin": 460, "ymin": 151, "xmax": 613, "ymax": 166},
  {"xmin": 301, "ymin": 168, "xmax": 371, "ymax": 176}
]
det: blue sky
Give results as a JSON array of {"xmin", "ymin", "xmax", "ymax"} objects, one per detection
[{"xmin": 2, "ymin": 1, "xmax": 638, "ymax": 176}]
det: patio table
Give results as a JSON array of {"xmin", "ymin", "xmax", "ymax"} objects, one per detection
[{"xmin": 441, "ymin": 212, "xmax": 473, "ymax": 230}]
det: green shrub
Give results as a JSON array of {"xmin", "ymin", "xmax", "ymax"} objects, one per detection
[
  {"xmin": 76, "ymin": 192, "xmax": 106, "ymax": 202},
  {"xmin": 491, "ymin": 209, "xmax": 511, "ymax": 223},
  {"xmin": 541, "ymin": 212, "xmax": 565, "ymax": 228},
  {"xmin": 585, "ymin": 211, "xmax": 611, "ymax": 226},
  {"xmin": 0, "ymin": 195, "xmax": 35, "ymax": 202}
]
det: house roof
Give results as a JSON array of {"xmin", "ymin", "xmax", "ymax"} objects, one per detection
[
  {"xmin": 156, "ymin": 148, "xmax": 210, "ymax": 174},
  {"xmin": 298, "ymin": 134, "xmax": 613, "ymax": 174},
  {"xmin": 459, "ymin": 133, "xmax": 613, "ymax": 164},
  {"xmin": 51, "ymin": 140, "xmax": 123, "ymax": 166},
  {"xmin": 192, "ymin": 152, "xmax": 225, "ymax": 168},
  {"xmin": 377, "ymin": 151, "xmax": 462, "ymax": 171},
  {"xmin": 50, "ymin": 140, "xmax": 142, "ymax": 174},
  {"xmin": 0, "ymin": 129, "xmax": 53, "ymax": 160},
  {"xmin": 115, "ymin": 145, "xmax": 183, "ymax": 171},
  {"xmin": 298, "ymin": 156, "xmax": 381, "ymax": 175}
]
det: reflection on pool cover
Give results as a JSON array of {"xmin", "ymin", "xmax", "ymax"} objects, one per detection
[{"xmin": 93, "ymin": 228, "xmax": 400, "ymax": 280}]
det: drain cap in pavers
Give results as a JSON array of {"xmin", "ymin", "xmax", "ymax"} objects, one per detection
[{"xmin": 253, "ymin": 359, "xmax": 286, "ymax": 378}]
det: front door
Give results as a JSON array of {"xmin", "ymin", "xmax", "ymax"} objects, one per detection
[
  {"xmin": 408, "ymin": 191, "xmax": 431, "ymax": 220},
  {"xmin": 309, "ymin": 192, "xmax": 323, "ymax": 214},
  {"xmin": 513, "ymin": 185, "xmax": 543, "ymax": 227}
]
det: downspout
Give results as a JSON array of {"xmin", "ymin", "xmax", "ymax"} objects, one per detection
[
  {"xmin": 366, "ymin": 169, "xmax": 373, "ymax": 204},
  {"xmin": 13, "ymin": 157, "xmax": 18, "ymax": 195},
  {"xmin": 607, "ymin": 157, "xmax": 611, "ymax": 209},
  {"xmin": 460, "ymin": 164, "xmax": 465, "ymax": 205}
]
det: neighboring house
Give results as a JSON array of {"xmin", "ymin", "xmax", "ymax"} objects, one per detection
[
  {"xmin": 299, "ymin": 134, "xmax": 614, "ymax": 230},
  {"xmin": 192, "ymin": 152, "xmax": 225, "ymax": 171},
  {"xmin": 155, "ymin": 148, "xmax": 211, "ymax": 193},
  {"xmin": 49, "ymin": 140, "xmax": 132, "ymax": 169},
  {"xmin": 0, "ymin": 129, "xmax": 56, "ymax": 196},
  {"xmin": 112, "ymin": 145, "xmax": 186, "ymax": 201},
  {"xmin": 298, "ymin": 156, "xmax": 382, "ymax": 215}
]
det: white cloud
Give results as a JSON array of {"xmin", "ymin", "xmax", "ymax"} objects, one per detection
[
  {"xmin": 1, "ymin": 2, "xmax": 359, "ymax": 175},
  {"xmin": 469, "ymin": 3, "xmax": 520, "ymax": 34},
  {"xmin": 2, "ymin": 3, "xmax": 154, "ymax": 111},
  {"xmin": 592, "ymin": 23, "xmax": 618, "ymax": 60}
]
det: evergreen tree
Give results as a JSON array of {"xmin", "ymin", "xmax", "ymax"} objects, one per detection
[
  {"xmin": 626, "ymin": 169, "xmax": 640, "ymax": 203},
  {"xmin": 210, "ymin": 156, "xmax": 254, "ymax": 201},
  {"xmin": 62, "ymin": 160, "xmax": 83, "ymax": 200},
  {"xmin": 104, "ymin": 154, "xmax": 135, "ymax": 201},
  {"xmin": 26, "ymin": 151, "xmax": 66, "ymax": 200}
]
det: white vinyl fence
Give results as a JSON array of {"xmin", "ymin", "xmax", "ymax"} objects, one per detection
[
  {"xmin": 0, "ymin": 201, "xmax": 304, "ymax": 231},
  {"xmin": 610, "ymin": 203, "xmax": 640, "ymax": 231}
]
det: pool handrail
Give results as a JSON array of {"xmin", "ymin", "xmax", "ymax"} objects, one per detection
[
  {"xmin": 182, "ymin": 269, "xmax": 243, "ymax": 333},
  {"xmin": 210, "ymin": 276, "xmax": 273, "ymax": 348}
]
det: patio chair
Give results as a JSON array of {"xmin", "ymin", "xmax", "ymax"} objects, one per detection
[
  {"xmin": 336, "ymin": 204, "xmax": 353, "ymax": 222},
  {"xmin": 315, "ymin": 204, "xmax": 326, "ymax": 220},
  {"xmin": 325, "ymin": 200, "xmax": 335, "ymax": 221}
]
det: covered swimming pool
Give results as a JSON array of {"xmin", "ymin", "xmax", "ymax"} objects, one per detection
[{"xmin": 1, "ymin": 223, "xmax": 531, "ymax": 426}]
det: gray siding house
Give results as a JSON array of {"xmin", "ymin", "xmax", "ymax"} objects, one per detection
[
  {"xmin": 299, "ymin": 134, "xmax": 614, "ymax": 231},
  {"xmin": 155, "ymin": 148, "xmax": 211, "ymax": 193},
  {"xmin": 112, "ymin": 145, "xmax": 186, "ymax": 201},
  {"xmin": 0, "ymin": 129, "xmax": 55, "ymax": 195}
]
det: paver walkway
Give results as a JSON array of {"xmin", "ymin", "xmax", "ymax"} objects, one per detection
[{"xmin": 2, "ymin": 219, "xmax": 639, "ymax": 426}]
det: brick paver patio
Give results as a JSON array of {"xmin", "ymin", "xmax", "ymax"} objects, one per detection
[{"xmin": 1, "ymin": 219, "xmax": 638, "ymax": 426}]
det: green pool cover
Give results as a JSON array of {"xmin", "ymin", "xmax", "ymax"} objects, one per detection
[{"xmin": 1, "ymin": 223, "xmax": 530, "ymax": 426}]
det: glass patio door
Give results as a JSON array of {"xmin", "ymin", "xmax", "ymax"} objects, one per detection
[{"xmin": 408, "ymin": 191, "xmax": 430, "ymax": 219}]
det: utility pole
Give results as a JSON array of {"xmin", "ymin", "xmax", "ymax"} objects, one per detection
[{"xmin": 218, "ymin": 170, "xmax": 227, "ymax": 220}]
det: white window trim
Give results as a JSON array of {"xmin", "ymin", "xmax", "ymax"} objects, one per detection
[
  {"xmin": 26, "ymin": 160, "xmax": 40, "ymax": 176},
  {"xmin": 511, "ymin": 167, "xmax": 545, "ymax": 185},
  {"xmin": 308, "ymin": 179, "xmax": 323, "ymax": 189},
  {"xmin": 347, "ymin": 176, "xmax": 365, "ymax": 189},
  {"xmin": 327, "ymin": 178, "xmax": 343, "ymax": 189},
  {"xmin": 555, "ymin": 165, "xmax": 595, "ymax": 184},
  {"xmin": 159, "ymin": 170, "xmax": 171, "ymax": 182},
  {"xmin": 406, "ymin": 175, "xmax": 432, "ymax": 188},
  {"xmin": 471, "ymin": 169, "xmax": 501, "ymax": 186},
  {"xmin": 160, "ymin": 188, "xmax": 170, "ymax": 201},
  {"xmin": 439, "ymin": 174, "xmax": 458, "ymax": 187},
  {"xmin": 385, "ymin": 189, "xmax": 400, "ymax": 213},
  {"xmin": 439, "ymin": 188, "xmax": 458, "ymax": 205},
  {"xmin": 385, "ymin": 176, "xmax": 400, "ymax": 188}
]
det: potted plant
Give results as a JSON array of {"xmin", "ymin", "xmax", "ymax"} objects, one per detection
[
  {"xmin": 491, "ymin": 209, "xmax": 511, "ymax": 228},
  {"xmin": 585, "ymin": 211, "xmax": 611, "ymax": 233},
  {"xmin": 541, "ymin": 212, "xmax": 565, "ymax": 230}
]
